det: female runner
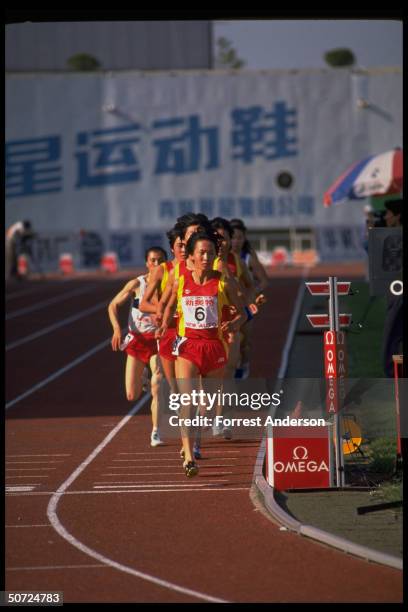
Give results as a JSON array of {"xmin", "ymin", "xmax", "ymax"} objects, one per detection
[
  {"xmin": 108, "ymin": 246, "xmax": 167, "ymax": 446},
  {"xmin": 157, "ymin": 231, "xmax": 246, "ymax": 476}
]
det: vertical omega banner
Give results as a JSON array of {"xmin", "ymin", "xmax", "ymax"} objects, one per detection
[{"xmin": 324, "ymin": 330, "xmax": 348, "ymax": 414}]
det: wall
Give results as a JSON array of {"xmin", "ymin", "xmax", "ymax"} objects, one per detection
[{"xmin": 5, "ymin": 68, "xmax": 402, "ymax": 265}]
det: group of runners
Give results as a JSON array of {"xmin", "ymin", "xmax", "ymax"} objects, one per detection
[{"xmin": 108, "ymin": 213, "xmax": 269, "ymax": 478}]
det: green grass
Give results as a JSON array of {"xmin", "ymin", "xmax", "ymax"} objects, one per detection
[
  {"xmin": 372, "ymin": 477, "xmax": 403, "ymax": 508},
  {"xmin": 341, "ymin": 282, "xmax": 386, "ymax": 378},
  {"xmin": 366, "ymin": 437, "xmax": 397, "ymax": 474}
]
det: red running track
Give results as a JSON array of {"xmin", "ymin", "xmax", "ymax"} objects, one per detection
[{"xmin": 5, "ymin": 276, "xmax": 402, "ymax": 603}]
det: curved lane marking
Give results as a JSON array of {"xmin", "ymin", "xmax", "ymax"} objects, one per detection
[{"xmin": 46, "ymin": 394, "xmax": 229, "ymax": 604}]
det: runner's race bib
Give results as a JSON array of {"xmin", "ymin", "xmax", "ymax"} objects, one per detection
[{"xmin": 182, "ymin": 295, "xmax": 218, "ymax": 329}]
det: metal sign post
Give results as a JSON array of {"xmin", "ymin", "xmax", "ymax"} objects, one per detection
[
  {"xmin": 306, "ymin": 277, "xmax": 351, "ymax": 488},
  {"xmin": 329, "ymin": 277, "xmax": 345, "ymax": 488}
]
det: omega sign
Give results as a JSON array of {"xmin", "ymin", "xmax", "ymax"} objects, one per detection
[
  {"xmin": 266, "ymin": 426, "xmax": 332, "ymax": 490},
  {"xmin": 324, "ymin": 331, "xmax": 347, "ymax": 414}
]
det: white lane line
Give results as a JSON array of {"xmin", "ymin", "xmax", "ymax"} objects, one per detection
[
  {"xmin": 6, "ymin": 524, "xmax": 51, "ymax": 528},
  {"xmin": 6, "ymin": 338, "xmax": 111, "ymax": 410},
  {"xmin": 6, "ymin": 287, "xmax": 46, "ymax": 300},
  {"xmin": 108, "ymin": 463, "xmax": 236, "ymax": 468},
  {"xmin": 93, "ymin": 482, "xmax": 217, "ymax": 490},
  {"xmin": 6, "ymin": 461, "xmax": 63, "ymax": 464},
  {"xmin": 200, "ymin": 463, "xmax": 237, "ymax": 467},
  {"xmin": 46, "ymin": 394, "xmax": 228, "ymax": 604},
  {"xmin": 277, "ymin": 277, "xmax": 306, "ymax": 379},
  {"xmin": 5, "ymin": 484, "xmax": 41, "ymax": 487},
  {"xmin": 93, "ymin": 480, "xmax": 229, "ymax": 485},
  {"xmin": 112, "ymin": 460, "xmax": 187, "ymax": 468},
  {"xmin": 7, "ymin": 564, "xmax": 107, "ymax": 571},
  {"xmin": 6, "ymin": 454, "xmax": 71, "ymax": 457},
  {"xmin": 6, "ymin": 302, "xmax": 107, "ymax": 351},
  {"xmin": 6, "ymin": 486, "xmax": 36, "ymax": 492},
  {"xmin": 112, "ymin": 460, "xmax": 239, "ymax": 469},
  {"xmin": 9, "ymin": 487, "xmax": 250, "ymax": 496},
  {"xmin": 6, "ymin": 477, "xmax": 48, "ymax": 480},
  {"xmin": 100, "ymin": 471, "xmax": 234, "ymax": 476},
  {"xmin": 6, "ymin": 285, "xmax": 97, "ymax": 320},
  {"xmin": 6, "ymin": 468, "xmax": 56, "ymax": 471},
  {"xmin": 118, "ymin": 450, "xmax": 240, "ymax": 455}
]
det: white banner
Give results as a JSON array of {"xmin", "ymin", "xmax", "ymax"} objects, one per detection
[{"xmin": 5, "ymin": 70, "xmax": 402, "ymax": 259}]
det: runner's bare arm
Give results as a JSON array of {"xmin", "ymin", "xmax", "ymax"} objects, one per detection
[
  {"xmin": 249, "ymin": 250, "xmax": 269, "ymax": 293},
  {"xmin": 108, "ymin": 279, "xmax": 139, "ymax": 351},
  {"xmin": 139, "ymin": 265, "xmax": 164, "ymax": 314},
  {"xmin": 217, "ymin": 257, "xmax": 255, "ymax": 312},
  {"xmin": 239, "ymin": 259, "xmax": 257, "ymax": 307},
  {"xmin": 155, "ymin": 278, "xmax": 178, "ymax": 338},
  {"xmin": 222, "ymin": 277, "xmax": 247, "ymax": 334},
  {"xmin": 155, "ymin": 268, "xmax": 176, "ymax": 324}
]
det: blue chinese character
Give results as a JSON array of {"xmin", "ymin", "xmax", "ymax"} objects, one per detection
[
  {"xmin": 257, "ymin": 197, "xmax": 275, "ymax": 217},
  {"xmin": 198, "ymin": 198, "xmax": 215, "ymax": 218},
  {"xmin": 297, "ymin": 196, "xmax": 315, "ymax": 216},
  {"xmin": 6, "ymin": 136, "xmax": 62, "ymax": 198},
  {"xmin": 160, "ymin": 200, "xmax": 176, "ymax": 219},
  {"xmin": 231, "ymin": 102, "xmax": 298, "ymax": 164},
  {"xmin": 75, "ymin": 125, "xmax": 141, "ymax": 189},
  {"xmin": 238, "ymin": 198, "xmax": 254, "ymax": 217},
  {"xmin": 153, "ymin": 115, "xmax": 219, "ymax": 174}
]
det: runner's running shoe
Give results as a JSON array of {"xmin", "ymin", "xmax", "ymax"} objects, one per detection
[
  {"xmin": 150, "ymin": 430, "xmax": 163, "ymax": 447},
  {"xmin": 222, "ymin": 427, "xmax": 232, "ymax": 440},
  {"xmin": 193, "ymin": 443, "xmax": 202, "ymax": 460},
  {"xmin": 184, "ymin": 460, "xmax": 199, "ymax": 478},
  {"xmin": 212, "ymin": 424, "xmax": 223, "ymax": 437}
]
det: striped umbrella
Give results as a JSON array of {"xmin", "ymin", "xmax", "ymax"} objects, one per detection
[{"xmin": 324, "ymin": 148, "xmax": 403, "ymax": 207}]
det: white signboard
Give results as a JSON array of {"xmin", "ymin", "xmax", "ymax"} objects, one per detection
[{"xmin": 6, "ymin": 70, "xmax": 402, "ymax": 247}]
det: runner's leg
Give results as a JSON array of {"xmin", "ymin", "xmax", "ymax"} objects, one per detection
[
  {"xmin": 125, "ymin": 355, "xmax": 146, "ymax": 401},
  {"xmin": 149, "ymin": 354, "xmax": 163, "ymax": 431},
  {"xmin": 175, "ymin": 356, "xmax": 200, "ymax": 465}
]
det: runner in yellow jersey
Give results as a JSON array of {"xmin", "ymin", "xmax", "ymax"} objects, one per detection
[
  {"xmin": 230, "ymin": 218, "xmax": 269, "ymax": 379},
  {"xmin": 139, "ymin": 226, "xmax": 185, "ymax": 393},
  {"xmin": 157, "ymin": 230, "xmax": 245, "ymax": 476}
]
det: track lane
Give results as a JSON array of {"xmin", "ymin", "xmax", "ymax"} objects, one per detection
[
  {"xmin": 5, "ymin": 280, "xmax": 124, "ymax": 345},
  {"xmin": 5, "ymin": 278, "xmax": 403, "ymax": 603}
]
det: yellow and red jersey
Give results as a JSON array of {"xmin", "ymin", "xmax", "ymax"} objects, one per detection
[
  {"xmin": 176, "ymin": 269, "xmax": 229, "ymax": 340},
  {"xmin": 213, "ymin": 251, "xmax": 243, "ymax": 281},
  {"xmin": 159, "ymin": 260, "xmax": 175, "ymax": 296}
]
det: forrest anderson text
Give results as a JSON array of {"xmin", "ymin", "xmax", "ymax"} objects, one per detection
[{"xmin": 168, "ymin": 415, "xmax": 326, "ymax": 427}]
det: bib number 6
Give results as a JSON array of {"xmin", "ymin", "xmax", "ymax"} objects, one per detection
[{"xmin": 195, "ymin": 306, "xmax": 205, "ymax": 322}]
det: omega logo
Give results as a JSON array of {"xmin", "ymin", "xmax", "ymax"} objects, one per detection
[{"xmin": 293, "ymin": 446, "xmax": 308, "ymax": 460}]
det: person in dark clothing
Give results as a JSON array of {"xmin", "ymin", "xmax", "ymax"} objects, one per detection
[{"xmin": 382, "ymin": 199, "xmax": 403, "ymax": 377}]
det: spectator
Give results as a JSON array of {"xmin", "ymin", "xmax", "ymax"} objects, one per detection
[{"xmin": 382, "ymin": 199, "xmax": 403, "ymax": 377}]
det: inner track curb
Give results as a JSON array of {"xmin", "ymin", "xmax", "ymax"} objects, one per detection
[{"xmin": 250, "ymin": 277, "xmax": 403, "ymax": 572}]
